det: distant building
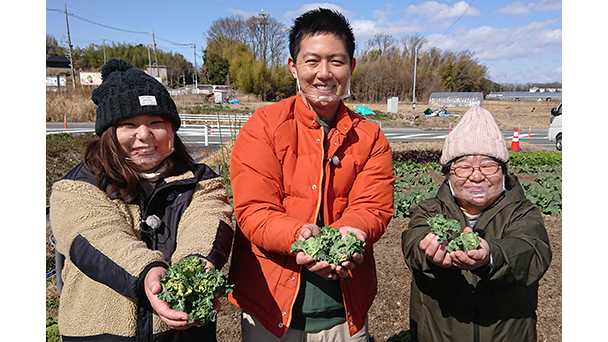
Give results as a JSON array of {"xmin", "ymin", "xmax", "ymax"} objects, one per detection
[
  {"xmin": 46, "ymin": 55, "xmax": 71, "ymax": 75},
  {"xmin": 46, "ymin": 55, "xmax": 72, "ymax": 91},
  {"xmin": 428, "ymin": 92, "xmax": 484, "ymax": 107},
  {"xmin": 145, "ymin": 66, "xmax": 169, "ymax": 85},
  {"xmin": 486, "ymin": 92, "xmax": 562, "ymax": 101},
  {"xmin": 528, "ymin": 87, "xmax": 562, "ymax": 93}
]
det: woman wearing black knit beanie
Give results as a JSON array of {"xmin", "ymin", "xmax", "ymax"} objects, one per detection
[{"xmin": 49, "ymin": 58, "xmax": 235, "ymax": 342}]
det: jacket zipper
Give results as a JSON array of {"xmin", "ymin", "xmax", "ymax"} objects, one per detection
[{"xmin": 313, "ymin": 128, "xmax": 326, "ymax": 223}]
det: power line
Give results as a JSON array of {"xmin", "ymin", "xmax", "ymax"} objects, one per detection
[
  {"xmin": 71, "ymin": 13, "xmax": 149, "ymax": 35},
  {"xmin": 429, "ymin": 0, "xmax": 475, "ymax": 47},
  {"xmin": 46, "ymin": 8, "xmax": 192, "ymax": 45},
  {"xmin": 156, "ymin": 35, "xmax": 193, "ymax": 47}
]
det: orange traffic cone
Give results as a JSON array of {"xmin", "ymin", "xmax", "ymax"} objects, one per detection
[
  {"xmin": 64, "ymin": 115, "xmax": 68, "ymax": 129},
  {"xmin": 510, "ymin": 128, "xmax": 521, "ymax": 151},
  {"xmin": 210, "ymin": 122, "xmax": 216, "ymax": 136}
]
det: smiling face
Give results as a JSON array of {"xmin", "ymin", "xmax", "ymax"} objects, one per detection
[
  {"xmin": 448, "ymin": 154, "xmax": 505, "ymax": 216},
  {"xmin": 288, "ymin": 33, "xmax": 356, "ymax": 120},
  {"xmin": 115, "ymin": 114, "xmax": 175, "ymax": 172}
]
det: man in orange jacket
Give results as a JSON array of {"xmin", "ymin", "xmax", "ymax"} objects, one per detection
[{"xmin": 228, "ymin": 8, "xmax": 395, "ymax": 341}]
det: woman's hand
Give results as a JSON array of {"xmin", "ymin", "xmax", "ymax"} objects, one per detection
[
  {"xmin": 450, "ymin": 228, "xmax": 491, "ymax": 270},
  {"xmin": 420, "ymin": 233, "xmax": 453, "ymax": 268},
  {"xmin": 144, "ymin": 266, "xmax": 201, "ymax": 330}
]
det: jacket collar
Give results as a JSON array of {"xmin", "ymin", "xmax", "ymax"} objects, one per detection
[{"xmin": 293, "ymin": 95, "xmax": 357, "ymax": 136}]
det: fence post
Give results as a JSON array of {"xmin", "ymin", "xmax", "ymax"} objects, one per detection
[{"xmin": 204, "ymin": 124, "xmax": 209, "ymax": 146}]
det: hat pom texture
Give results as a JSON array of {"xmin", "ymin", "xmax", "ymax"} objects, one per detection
[
  {"xmin": 91, "ymin": 58, "xmax": 180, "ymax": 136},
  {"xmin": 100, "ymin": 58, "xmax": 133, "ymax": 80},
  {"xmin": 440, "ymin": 106, "xmax": 509, "ymax": 166}
]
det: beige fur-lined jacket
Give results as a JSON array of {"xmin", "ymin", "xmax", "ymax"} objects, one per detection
[{"xmin": 50, "ymin": 162, "xmax": 234, "ymax": 341}]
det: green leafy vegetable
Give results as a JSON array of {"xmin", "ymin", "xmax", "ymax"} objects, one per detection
[
  {"xmin": 158, "ymin": 256, "xmax": 233, "ymax": 324},
  {"xmin": 427, "ymin": 214, "xmax": 480, "ymax": 252},
  {"xmin": 290, "ymin": 225, "xmax": 365, "ymax": 265}
]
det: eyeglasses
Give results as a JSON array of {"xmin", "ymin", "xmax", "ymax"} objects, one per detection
[{"xmin": 450, "ymin": 162, "xmax": 501, "ymax": 178}]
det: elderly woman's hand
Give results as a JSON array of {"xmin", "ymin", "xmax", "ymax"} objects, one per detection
[
  {"xmin": 420, "ymin": 233, "xmax": 454, "ymax": 268},
  {"xmin": 449, "ymin": 227, "xmax": 491, "ymax": 270}
]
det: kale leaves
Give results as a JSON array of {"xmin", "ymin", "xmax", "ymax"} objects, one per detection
[
  {"xmin": 290, "ymin": 225, "xmax": 365, "ymax": 265},
  {"xmin": 158, "ymin": 256, "xmax": 233, "ymax": 324},
  {"xmin": 427, "ymin": 214, "xmax": 481, "ymax": 252}
]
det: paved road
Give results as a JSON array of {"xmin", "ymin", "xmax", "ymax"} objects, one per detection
[{"xmin": 47, "ymin": 122, "xmax": 557, "ymax": 157}]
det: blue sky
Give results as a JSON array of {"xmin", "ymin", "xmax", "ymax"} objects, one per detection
[{"xmin": 45, "ymin": 0, "xmax": 562, "ymax": 85}]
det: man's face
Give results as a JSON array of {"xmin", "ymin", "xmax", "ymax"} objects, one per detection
[{"xmin": 288, "ymin": 33, "xmax": 355, "ymax": 117}]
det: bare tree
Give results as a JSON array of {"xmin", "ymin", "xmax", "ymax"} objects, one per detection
[
  {"xmin": 367, "ymin": 32, "xmax": 394, "ymax": 57},
  {"xmin": 206, "ymin": 15, "xmax": 248, "ymax": 43},
  {"xmin": 399, "ymin": 34, "xmax": 427, "ymax": 60},
  {"xmin": 245, "ymin": 12, "xmax": 287, "ymax": 66}
]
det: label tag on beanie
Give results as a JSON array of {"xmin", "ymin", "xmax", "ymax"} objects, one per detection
[{"xmin": 139, "ymin": 95, "xmax": 158, "ymax": 106}]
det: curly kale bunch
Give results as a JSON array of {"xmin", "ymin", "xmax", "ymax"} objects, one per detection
[
  {"xmin": 158, "ymin": 256, "xmax": 233, "ymax": 324},
  {"xmin": 290, "ymin": 225, "xmax": 365, "ymax": 265},
  {"xmin": 427, "ymin": 214, "xmax": 480, "ymax": 252}
]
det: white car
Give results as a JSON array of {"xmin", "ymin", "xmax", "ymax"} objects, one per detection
[{"xmin": 547, "ymin": 103, "xmax": 562, "ymax": 150}]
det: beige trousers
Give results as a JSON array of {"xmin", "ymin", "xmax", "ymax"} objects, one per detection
[{"xmin": 241, "ymin": 311, "xmax": 370, "ymax": 342}]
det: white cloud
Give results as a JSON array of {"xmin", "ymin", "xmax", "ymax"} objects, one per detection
[
  {"xmin": 405, "ymin": 1, "xmax": 481, "ymax": 28},
  {"xmin": 498, "ymin": 1, "xmax": 533, "ymax": 16},
  {"xmin": 498, "ymin": 0, "xmax": 562, "ymax": 16},
  {"xmin": 351, "ymin": 18, "xmax": 423, "ymax": 42},
  {"xmin": 429, "ymin": 20, "xmax": 561, "ymax": 62},
  {"xmin": 536, "ymin": 0, "xmax": 562, "ymax": 11}
]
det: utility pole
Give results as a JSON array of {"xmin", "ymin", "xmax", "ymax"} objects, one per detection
[
  {"xmin": 151, "ymin": 31, "xmax": 159, "ymax": 77},
  {"xmin": 102, "ymin": 38, "xmax": 106, "ymax": 63},
  {"xmin": 64, "ymin": 4, "xmax": 76, "ymax": 89},
  {"xmin": 147, "ymin": 45, "xmax": 152, "ymax": 70},
  {"xmin": 410, "ymin": 47, "xmax": 418, "ymax": 125},
  {"xmin": 259, "ymin": 10, "xmax": 270, "ymax": 64},
  {"xmin": 193, "ymin": 44, "xmax": 198, "ymax": 88}
]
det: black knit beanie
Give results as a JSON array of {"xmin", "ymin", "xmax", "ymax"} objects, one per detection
[{"xmin": 91, "ymin": 58, "xmax": 181, "ymax": 136}]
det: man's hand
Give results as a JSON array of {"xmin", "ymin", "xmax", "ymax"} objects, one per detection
[
  {"xmin": 294, "ymin": 224, "xmax": 367, "ymax": 280},
  {"xmin": 295, "ymin": 224, "xmax": 338, "ymax": 279},
  {"xmin": 334, "ymin": 226, "xmax": 366, "ymax": 278}
]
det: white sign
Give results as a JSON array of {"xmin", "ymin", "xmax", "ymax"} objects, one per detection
[
  {"xmin": 46, "ymin": 75, "xmax": 66, "ymax": 87},
  {"xmin": 80, "ymin": 72, "xmax": 102, "ymax": 86}
]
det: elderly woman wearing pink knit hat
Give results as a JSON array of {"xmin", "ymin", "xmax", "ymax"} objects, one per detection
[{"xmin": 401, "ymin": 106, "xmax": 552, "ymax": 342}]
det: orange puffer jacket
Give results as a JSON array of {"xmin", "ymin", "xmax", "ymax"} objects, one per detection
[{"xmin": 228, "ymin": 95, "xmax": 395, "ymax": 338}]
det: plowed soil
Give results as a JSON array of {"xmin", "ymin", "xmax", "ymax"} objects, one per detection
[{"xmin": 212, "ymin": 216, "xmax": 562, "ymax": 342}]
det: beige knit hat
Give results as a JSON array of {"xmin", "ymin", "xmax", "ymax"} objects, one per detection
[{"xmin": 440, "ymin": 106, "xmax": 509, "ymax": 166}]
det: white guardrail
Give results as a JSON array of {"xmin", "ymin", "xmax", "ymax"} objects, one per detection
[{"xmin": 179, "ymin": 113, "xmax": 252, "ymax": 146}]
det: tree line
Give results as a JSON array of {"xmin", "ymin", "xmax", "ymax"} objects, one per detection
[
  {"xmin": 46, "ymin": 35, "xmax": 197, "ymax": 87},
  {"xmin": 199, "ymin": 15, "xmax": 500, "ymax": 102},
  {"xmin": 48, "ymin": 14, "xmax": 557, "ymax": 103}
]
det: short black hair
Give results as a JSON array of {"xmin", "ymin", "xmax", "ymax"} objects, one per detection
[{"xmin": 289, "ymin": 8, "xmax": 355, "ymax": 63}]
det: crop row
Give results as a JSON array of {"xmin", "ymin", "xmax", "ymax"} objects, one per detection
[{"xmin": 392, "ymin": 151, "xmax": 562, "ymax": 217}]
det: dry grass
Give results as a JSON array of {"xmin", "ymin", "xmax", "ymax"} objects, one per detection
[
  {"xmin": 353, "ymin": 99, "xmax": 560, "ymax": 131},
  {"xmin": 47, "ymin": 91, "xmax": 559, "ymax": 133},
  {"xmin": 46, "ymin": 89, "xmax": 97, "ymax": 122}
]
